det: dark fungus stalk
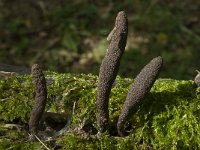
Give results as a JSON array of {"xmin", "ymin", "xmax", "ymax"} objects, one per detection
[
  {"xmin": 117, "ymin": 56, "xmax": 163, "ymax": 136},
  {"xmin": 97, "ymin": 11, "xmax": 128, "ymax": 133},
  {"xmin": 29, "ymin": 64, "xmax": 47, "ymax": 137}
]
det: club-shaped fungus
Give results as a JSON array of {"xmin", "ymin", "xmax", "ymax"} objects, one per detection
[
  {"xmin": 117, "ymin": 56, "xmax": 163, "ymax": 136},
  {"xmin": 97, "ymin": 11, "xmax": 128, "ymax": 133},
  {"xmin": 29, "ymin": 64, "xmax": 47, "ymax": 138},
  {"xmin": 194, "ymin": 70, "xmax": 200, "ymax": 87}
]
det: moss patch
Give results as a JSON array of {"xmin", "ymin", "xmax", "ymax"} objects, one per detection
[{"xmin": 0, "ymin": 72, "xmax": 199, "ymax": 149}]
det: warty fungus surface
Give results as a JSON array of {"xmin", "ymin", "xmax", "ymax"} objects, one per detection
[
  {"xmin": 29, "ymin": 64, "xmax": 47, "ymax": 137},
  {"xmin": 97, "ymin": 11, "xmax": 128, "ymax": 133},
  {"xmin": 117, "ymin": 56, "xmax": 163, "ymax": 136}
]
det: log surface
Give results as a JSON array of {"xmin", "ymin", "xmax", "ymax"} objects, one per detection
[{"xmin": 0, "ymin": 63, "xmax": 31, "ymax": 79}]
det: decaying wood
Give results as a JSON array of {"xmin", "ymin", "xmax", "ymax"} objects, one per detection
[{"xmin": 0, "ymin": 63, "xmax": 30, "ymax": 79}]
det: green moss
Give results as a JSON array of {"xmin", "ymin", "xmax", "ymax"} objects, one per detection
[
  {"xmin": 0, "ymin": 72, "xmax": 199, "ymax": 149},
  {"xmin": 58, "ymin": 133, "xmax": 137, "ymax": 150},
  {"xmin": 0, "ymin": 139, "xmax": 45, "ymax": 150},
  {"xmin": 0, "ymin": 75, "xmax": 34, "ymax": 123}
]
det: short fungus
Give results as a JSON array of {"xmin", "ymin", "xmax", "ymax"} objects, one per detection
[
  {"xmin": 117, "ymin": 56, "xmax": 163, "ymax": 136},
  {"xmin": 29, "ymin": 64, "xmax": 47, "ymax": 139}
]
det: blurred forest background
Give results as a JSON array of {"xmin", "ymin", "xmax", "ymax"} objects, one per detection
[{"xmin": 0, "ymin": 0, "xmax": 199, "ymax": 79}]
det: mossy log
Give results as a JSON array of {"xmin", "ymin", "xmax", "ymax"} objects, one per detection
[{"xmin": 0, "ymin": 72, "xmax": 200, "ymax": 149}]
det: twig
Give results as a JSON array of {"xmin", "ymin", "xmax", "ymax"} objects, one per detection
[
  {"xmin": 1, "ymin": 98, "xmax": 11, "ymax": 102},
  {"xmin": 31, "ymin": 134, "xmax": 51, "ymax": 150},
  {"xmin": 138, "ymin": 120, "xmax": 150, "ymax": 142},
  {"xmin": 180, "ymin": 25, "xmax": 200, "ymax": 41},
  {"xmin": 72, "ymin": 101, "xmax": 76, "ymax": 116}
]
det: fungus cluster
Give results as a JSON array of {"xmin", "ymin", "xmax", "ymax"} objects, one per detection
[
  {"xmin": 97, "ymin": 11, "xmax": 163, "ymax": 136},
  {"xmin": 28, "ymin": 11, "xmax": 163, "ymax": 139}
]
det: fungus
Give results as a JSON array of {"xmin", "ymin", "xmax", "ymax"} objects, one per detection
[
  {"xmin": 117, "ymin": 56, "xmax": 163, "ymax": 136},
  {"xmin": 29, "ymin": 64, "xmax": 47, "ymax": 138},
  {"xmin": 97, "ymin": 11, "xmax": 128, "ymax": 133},
  {"xmin": 194, "ymin": 70, "xmax": 200, "ymax": 87}
]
